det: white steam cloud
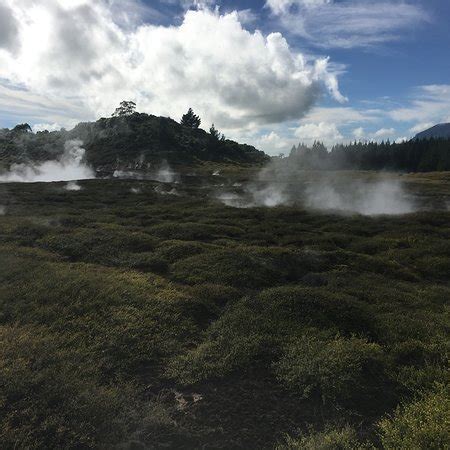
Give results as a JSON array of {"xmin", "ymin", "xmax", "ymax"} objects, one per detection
[
  {"xmin": 65, "ymin": 181, "xmax": 82, "ymax": 191},
  {"xmin": 154, "ymin": 161, "xmax": 179, "ymax": 183},
  {"xmin": 0, "ymin": 140, "xmax": 95, "ymax": 183},
  {"xmin": 113, "ymin": 161, "xmax": 179, "ymax": 183},
  {"xmin": 217, "ymin": 159, "xmax": 416, "ymax": 216},
  {"xmin": 303, "ymin": 179, "xmax": 415, "ymax": 215}
]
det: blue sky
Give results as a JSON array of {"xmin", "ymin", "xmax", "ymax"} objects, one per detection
[{"xmin": 0, "ymin": 0, "xmax": 449, "ymax": 154}]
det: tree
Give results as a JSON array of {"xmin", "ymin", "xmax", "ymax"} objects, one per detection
[
  {"xmin": 209, "ymin": 124, "xmax": 225, "ymax": 141},
  {"xmin": 181, "ymin": 108, "xmax": 201, "ymax": 129},
  {"xmin": 112, "ymin": 101, "xmax": 136, "ymax": 117},
  {"xmin": 12, "ymin": 123, "xmax": 32, "ymax": 133}
]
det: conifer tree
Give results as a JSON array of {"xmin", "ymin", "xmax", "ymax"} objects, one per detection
[{"xmin": 181, "ymin": 108, "xmax": 201, "ymax": 128}]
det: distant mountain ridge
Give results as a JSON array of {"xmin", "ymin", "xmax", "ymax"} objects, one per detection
[
  {"xmin": 414, "ymin": 123, "xmax": 450, "ymax": 140},
  {"xmin": 0, "ymin": 113, "xmax": 269, "ymax": 173}
]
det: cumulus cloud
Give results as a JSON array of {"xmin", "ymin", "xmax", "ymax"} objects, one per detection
[
  {"xmin": 0, "ymin": 1, "xmax": 19, "ymax": 52},
  {"xmin": 294, "ymin": 122, "xmax": 343, "ymax": 145},
  {"xmin": 266, "ymin": 0, "xmax": 426, "ymax": 49},
  {"xmin": 0, "ymin": 0, "xmax": 345, "ymax": 134},
  {"xmin": 255, "ymin": 131, "xmax": 292, "ymax": 154},
  {"xmin": 373, "ymin": 127, "xmax": 396, "ymax": 138},
  {"xmin": 353, "ymin": 127, "xmax": 365, "ymax": 139}
]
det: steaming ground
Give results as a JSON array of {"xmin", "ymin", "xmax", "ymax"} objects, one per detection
[
  {"xmin": 216, "ymin": 159, "xmax": 418, "ymax": 216},
  {"xmin": 0, "ymin": 149, "xmax": 446, "ymax": 215},
  {"xmin": 65, "ymin": 181, "xmax": 82, "ymax": 191},
  {"xmin": 113, "ymin": 161, "xmax": 179, "ymax": 183},
  {"xmin": 0, "ymin": 140, "xmax": 94, "ymax": 183}
]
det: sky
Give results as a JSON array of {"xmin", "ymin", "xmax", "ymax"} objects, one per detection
[{"xmin": 0, "ymin": 0, "xmax": 449, "ymax": 155}]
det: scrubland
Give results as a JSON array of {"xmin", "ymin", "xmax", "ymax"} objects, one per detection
[{"xmin": 0, "ymin": 169, "xmax": 448, "ymax": 449}]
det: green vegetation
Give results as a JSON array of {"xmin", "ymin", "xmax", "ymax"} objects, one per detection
[
  {"xmin": 0, "ymin": 112, "xmax": 267, "ymax": 172},
  {"xmin": 0, "ymin": 170, "xmax": 449, "ymax": 448},
  {"xmin": 180, "ymin": 108, "xmax": 201, "ymax": 129},
  {"xmin": 290, "ymin": 138, "xmax": 450, "ymax": 171}
]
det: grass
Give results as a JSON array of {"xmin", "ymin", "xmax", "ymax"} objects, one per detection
[{"xmin": 0, "ymin": 170, "xmax": 449, "ymax": 449}]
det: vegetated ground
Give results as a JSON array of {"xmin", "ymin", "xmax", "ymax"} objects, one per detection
[{"xmin": 0, "ymin": 166, "xmax": 449, "ymax": 449}]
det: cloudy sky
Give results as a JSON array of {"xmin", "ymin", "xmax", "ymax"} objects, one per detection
[{"xmin": 0, "ymin": 0, "xmax": 449, "ymax": 154}]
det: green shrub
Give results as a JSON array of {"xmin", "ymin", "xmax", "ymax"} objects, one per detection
[
  {"xmin": 0, "ymin": 325, "xmax": 132, "ymax": 448},
  {"xmin": 274, "ymin": 331, "xmax": 384, "ymax": 404},
  {"xmin": 186, "ymin": 283, "xmax": 242, "ymax": 307},
  {"xmin": 155, "ymin": 240, "xmax": 209, "ymax": 263},
  {"xmin": 38, "ymin": 228, "xmax": 157, "ymax": 263},
  {"xmin": 378, "ymin": 387, "xmax": 450, "ymax": 449},
  {"xmin": 11, "ymin": 222, "xmax": 50, "ymax": 245},
  {"xmin": 147, "ymin": 222, "xmax": 243, "ymax": 240},
  {"xmin": 120, "ymin": 252, "xmax": 169, "ymax": 274},
  {"xmin": 276, "ymin": 426, "xmax": 371, "ymax": 450},
  {"xmin": 172, "ymin": 248, "xmax": 328, "ymax": 289},
  {"xmin": 256, "ymin": 286, "xmax": 374, "ymax": 337},
  {"xmin": 166, "ymin": 299, "xmax": 268, "ymax": 384}
]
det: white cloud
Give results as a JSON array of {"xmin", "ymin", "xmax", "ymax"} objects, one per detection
[
  {"xmin": 0, "ymin": 1, "xmax": 19, "ymax": 51},
  {"xmin": 409, "ymin": 122, "xmax": 434, "ymax": 134},
  {"xmin": 0, "ymin": 83, "xmax": 87, "ymax": 127},
  {"xmin": 32, "ymin": 123, "xmax": 63, "ymax": 132},
  {"xmin": 294, "ymin": 121, "xmax": 343, "ymax": 145},
  {"xmin": 390, "ymin": 85, "xmax": 450, "ymax": 125},
  {"xmin": 255, "ymin": 131, "xmax": 291, "ymax": 154},
  {"xmin": 353, "ymin": 127, "xmax": 365, "ymax": 139},
  {"xmin": 0, "ymin": 0, "xmax": 345, "ymax": 133},
  {"xmin": 266, "ymin": 0, "xmax": 427, "ymax": 49},
  {"xmin": 300, "ymin": 106, "xmax": 380, "ymax": 127},
  {"xmin": 235, "ymin": 9, "xmax": 259, "ymax": 25},
  {"xmin": 373, "ymin": 127, "xmax": 395, "ymax": 138}
]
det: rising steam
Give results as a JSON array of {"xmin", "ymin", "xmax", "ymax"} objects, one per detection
[
  {"xmin": 217, "ymin": 158, "xmax": 416, "ymax": 216},
  {"xmin": 65, "ymin": 181, "xmax": 82, "ymax": 191},
  {"xmin": 113, "ymin": 160, "xmax": 179, "ymax": 183},
  {"xmin": 0, "ymin": 140, "xmax": 95, "ymax": 183}
]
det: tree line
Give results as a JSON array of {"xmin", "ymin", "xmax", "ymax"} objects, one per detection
[
  {"xmin": 113, "ymin": 101, "xmax": 225, "ymax": 141},
  {"xmin": 289, "ymin": 139, "xmax": 450, "ymax": 172}
]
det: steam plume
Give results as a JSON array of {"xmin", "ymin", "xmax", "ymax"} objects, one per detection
[
  {"xmin": 113, "ymin": 160, "xmax": 179, "ymax": 183},
  {"xmin": 217, "ymin": 158, "xmax": 416, "ymax": 216},
  {"xmin": 65, "ymin": 181, "xmax": 82, "ymax": 191},
  {"xmin": 0, "ymin": 140, "xmax": 94, "ymax": 183}
]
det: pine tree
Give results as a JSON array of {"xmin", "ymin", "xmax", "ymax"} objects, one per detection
[
  {"xmin": 210, "ymin": 124, "xmax": 225, "ymax": 141},
  {"xmin": 181, "ymin": 108, "xmax": 201, "ymax": 129},
  {"xmin": 112, "ymin": 101, "xmax": 136, "ymax": 117}
]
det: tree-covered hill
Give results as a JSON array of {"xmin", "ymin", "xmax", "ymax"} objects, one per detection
[
  {"xmin": 0, "ymin": 112, "xmax": 268, "ymax": 172},
  {"xmin": 415, "ymin": 123, "xmax": 450, "ymax": 141}
]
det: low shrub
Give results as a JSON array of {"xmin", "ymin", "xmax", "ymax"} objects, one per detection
[
  {"xmin": 378, "ymin": 387, "xmax": 450, "ymax": 449},
  {"xmin": 155, "ymin": 240, "xmax": 208, "ymax": 263},
  {"xmin": 274, "ymin": 331, "xmax": 384, "ymax": 404},
  {"xmin": 276, "ymin": 426, "xmax": 371, "ymax": 450}
]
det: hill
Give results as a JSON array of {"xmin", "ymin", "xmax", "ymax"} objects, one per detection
[
  {"xmin": 0, "ymin": 113, "xmax": 268, "ymax": 173},
  {"xmin": 415, "ymin": 123, "xmax": 450, "ymax": 140}
]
